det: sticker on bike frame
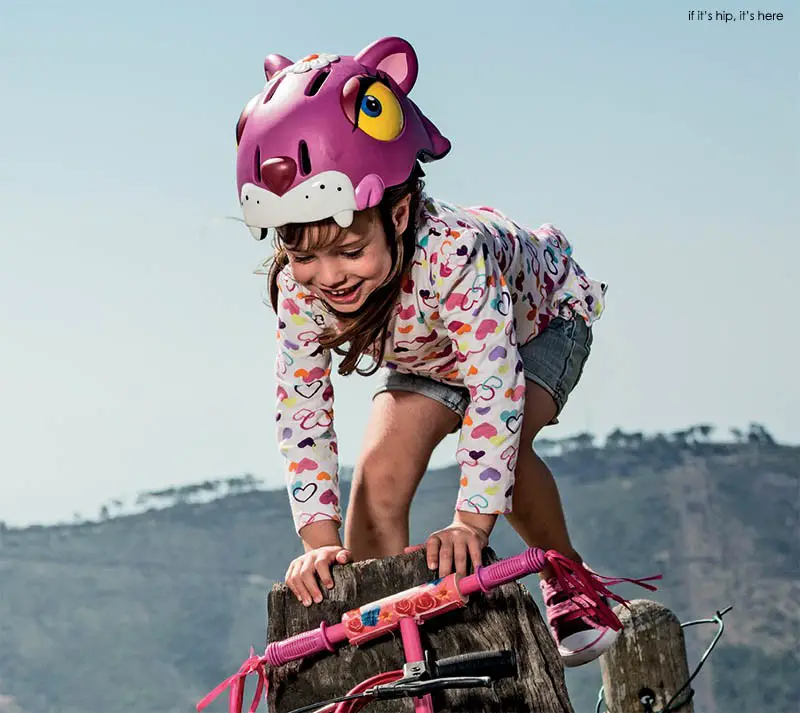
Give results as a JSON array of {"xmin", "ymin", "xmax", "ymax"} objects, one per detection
[{"xmin": 342, "ymin": 574, "xmax": 467, "ymax": 645}]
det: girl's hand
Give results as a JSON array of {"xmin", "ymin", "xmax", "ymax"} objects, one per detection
[
  {"xmin": 285, "ymin": 546, "xmax": 352, "ymax": 606},
  {"xmin": 407, "ymin": 512, "xmax": 497, "ymax": 578},
  {"xmin": 422, "ymin": 521, "xmax": 489, "ymax": 578}
]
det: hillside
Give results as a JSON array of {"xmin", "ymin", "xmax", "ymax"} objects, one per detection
[{"xmin": 0, "ymin": 425, "xmax": 797, "ymax": 713}]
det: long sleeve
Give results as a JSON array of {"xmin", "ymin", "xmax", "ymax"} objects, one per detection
[
  {"xmin": 431, "ymin": 228, "xmax": 526, "ymax": 516},
  {"xmin": 272, "ymin": 269, "xmax": 341, "ymax": 534}
]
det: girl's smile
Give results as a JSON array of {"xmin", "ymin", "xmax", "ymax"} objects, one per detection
[{"xmin": 318, "ymin": 279, "xmax": 365, "ymax": 306}]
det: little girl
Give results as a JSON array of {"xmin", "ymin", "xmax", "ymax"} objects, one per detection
[{"xmin": 236, "ymin": 36, "xmax": 649, "ymax": 666}]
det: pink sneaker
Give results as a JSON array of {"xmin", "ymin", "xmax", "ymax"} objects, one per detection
[
  {"xmin": 540, "ymin": 576, "xmax": 618, "ymax": 667},
  {"xmin": 539, "ymin": 562, "xmax": 662, "ymax": 667}
]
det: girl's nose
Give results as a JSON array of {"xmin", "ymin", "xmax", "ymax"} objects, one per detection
[{"xmin": 316, "ymin": 260, "xmax": 346, "ymax": 288}]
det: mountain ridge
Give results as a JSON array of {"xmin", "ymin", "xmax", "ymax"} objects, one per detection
[{"xmin": 0, "ymin": 425, "xmax": 796, "ymax": 713}]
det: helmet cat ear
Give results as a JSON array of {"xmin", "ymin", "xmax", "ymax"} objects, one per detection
[
  {"xmin": 355, "ymin": 37, "xmax": 418, "ymax": 94},
  {"xmin": 263, "ymin": 54, "xmax": 294, "ymax": 81}
]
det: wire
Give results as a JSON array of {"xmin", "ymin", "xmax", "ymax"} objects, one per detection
[{"xmin": 594, "ymin": 606, "xmax": 732, "ymax": 713}]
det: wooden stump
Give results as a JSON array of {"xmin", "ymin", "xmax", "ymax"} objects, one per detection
[
  {"xmin": 266, "ymin": 548, "xmax": 573, "ymax": 713},
  {"xmin": 599, "ymin": 600, "xmax": 693, "ymax": 713}
]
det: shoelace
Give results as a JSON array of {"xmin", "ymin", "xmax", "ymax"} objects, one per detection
[
  {"xmin": 542, "ymin": 589, "xmax": 604, "ymax": 625},
  {"xmin": 542, "ymin": 555, "xmax": 662, "ymax": 630}
]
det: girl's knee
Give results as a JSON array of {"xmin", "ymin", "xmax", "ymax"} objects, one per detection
[
  {"xmin": 513, "ymin": 440, "xmax": 554, "ymax": 478},
  {"xmin": 350, "ymin": 450, "xmax": 416, "ymax": 520}
]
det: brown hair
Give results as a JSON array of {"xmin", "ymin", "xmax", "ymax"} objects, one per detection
[{"xmin": 268, "ymin": 163, "xmax": 425, "ymax": 376}]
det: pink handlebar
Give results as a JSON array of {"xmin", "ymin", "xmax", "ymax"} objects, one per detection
[
  {"xmin": 460, "ymin": 547, "xmax": 547, "ymax": 595},
  {"xmin": 264, "ymin": 621, "xmax": 346, "ymax": 667},
  {"xmin": 262, "ymin": 547, "xmax": 549, "ymax": 667}
]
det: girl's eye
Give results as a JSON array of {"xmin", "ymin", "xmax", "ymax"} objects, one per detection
[
  {"xmin": 342, "ymin": 248, "xmax": 364, "ymax": 259},
  {"xmin": 292, "ymin": 254, "xmax": 314, "ymax": 264}
]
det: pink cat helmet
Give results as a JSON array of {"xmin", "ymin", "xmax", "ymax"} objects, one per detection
[{"xmin": 235, "ymin": 36, "xmax": 451, "ymax": 240}]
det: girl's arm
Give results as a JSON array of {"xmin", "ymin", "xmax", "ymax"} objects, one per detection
[
  {"xmin": 273, "ymin": 270, "xmax": 342, "ymax": 540},
  {"xmin": 454, "ymin": 510, "xmax": 498, "ymax": 536},
  {"xmin": 300, "ymin": 520, "xmax": 343, "ymax": 551},
  {"xmin": 432, "ymin": 228, "xmax": 526, "ymax": 521}
]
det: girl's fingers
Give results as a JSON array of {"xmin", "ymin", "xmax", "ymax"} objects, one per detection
[
  {"xmin": 300, "ymin": 559, "xmax": 324, "ymax": 605},
  {"xmin": 438, "ymin": 538, "xmax": 454, "ymax": 578},
  {"xmin": 426, "ymin": 536, "xmax": 441, "ymax": 570},
  {"xmin": 316, "ymin": 557, "xmax": 334, "ymax": 590},
  {"xmin": 287, "ymin": 561, "xmax": 310, "ymax": 605},
  {"xmin": 454, "ymin": 539, "xmax": 469, "ymax": 578},
  {"xmin": 284, "ymin": 563, "xmax": 298, "ymax": 600},
  {"xmin": 468, "ymin": 537, "xmax": 484, "ymax": 574}
]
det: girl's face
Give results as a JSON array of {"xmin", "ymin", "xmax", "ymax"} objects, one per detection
[{"xmin": 285, "ymin": 197, "xmax": 411, "ymax": 313}]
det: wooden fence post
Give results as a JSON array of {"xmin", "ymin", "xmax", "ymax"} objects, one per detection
[
  {"xmin": 265, "ymin": 548, "xmax": 574, "ymax": 713},
  {"xmin": 599, "ymin": 599, "xmax": 693, "ymax": 713}
]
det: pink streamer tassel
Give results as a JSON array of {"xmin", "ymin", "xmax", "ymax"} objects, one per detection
[{"xmin": 196, "ymin": 647, "xmax": 268, "ymax": 713}]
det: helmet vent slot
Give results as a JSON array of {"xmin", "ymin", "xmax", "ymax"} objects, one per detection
[
  {"xmin": 298, "ymin": 141, "xmax": 312, "ymax": 176},
  {"xmin": 263, "ymin": 76, "xmax": 284, "ymax": 104},
  {"xmin": 305, "ymin": 69, "xmax": 330, "ymax": 97}
]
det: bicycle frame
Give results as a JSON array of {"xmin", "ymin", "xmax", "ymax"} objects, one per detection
[{"xmin": 197, "ymin": 547, "xmax": 660, "ymax": 713}]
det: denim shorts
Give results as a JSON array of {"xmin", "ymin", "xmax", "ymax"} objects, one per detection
[{"xmin": 373, "ymin": 315, "xmax": 593, "ymax": 429}]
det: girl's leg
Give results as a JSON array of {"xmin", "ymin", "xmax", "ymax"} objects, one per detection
[
  {"xmin": 505, "ymin": 313, "xmax": 593, "ymax": 573},
  {"xmin": 344, "ymin": 390, "xmax": 459, "ymax": 562},
  {"xmin": 507, "ymin": 318, "xmax": 617, "ymax": 665},
  {"xmin": 506, "ymin": 380, "xmax": 583, "ymax": 576}
]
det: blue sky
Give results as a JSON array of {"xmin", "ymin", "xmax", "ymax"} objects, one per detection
[{"xmin": 1, "ymin": 1, "xmax": 796, "ymax": 526}]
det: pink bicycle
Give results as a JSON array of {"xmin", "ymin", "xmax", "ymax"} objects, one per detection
[{"xmin": 198, "ymin": 548, "xmax": 660, "ymax": 713}]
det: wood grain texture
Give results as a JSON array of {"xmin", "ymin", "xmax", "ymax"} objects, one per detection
[
  {"xmin": 266, "ymin": 548, "xmax": 573, "ymax": 713},
  {"xmin": 600, "ymin": 600, "xmax": 693, "ymax": 713}
]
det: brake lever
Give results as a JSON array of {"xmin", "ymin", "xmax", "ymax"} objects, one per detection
[{"xmin": 370, "ymin": 675, "xmax": 493, "ymax": 700}]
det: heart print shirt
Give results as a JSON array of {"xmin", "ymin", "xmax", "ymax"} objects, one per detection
[{"xmin": 269, "ymin": 193, "xmax": 607, "ymax": 535}]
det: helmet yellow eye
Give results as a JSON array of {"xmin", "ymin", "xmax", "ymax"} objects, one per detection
[
  {"xmin": 357, "ymin": 81, "xmax": 404, "ymax": 141},
  {"xmin": 342, "ymin": 79, "xmax": 404, "ymax": 142}
]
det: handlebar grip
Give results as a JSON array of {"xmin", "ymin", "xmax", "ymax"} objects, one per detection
[
  {"xmin": 265, "ymin": 624, "xmax": 335, "ymax": 667},
  {"xmin": 460, "ymin": 548, "xmax": 546, "ymax": 595},
  {"xmin": 433, "ymin": 650, "xmax": 517, "ymax": 681}
]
